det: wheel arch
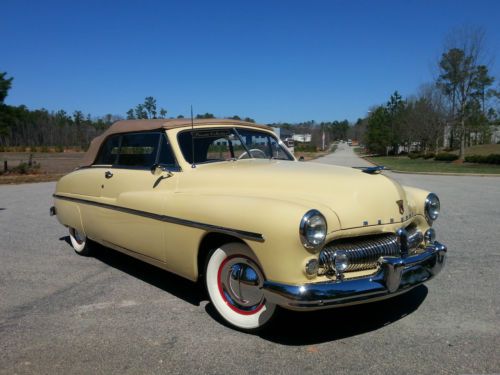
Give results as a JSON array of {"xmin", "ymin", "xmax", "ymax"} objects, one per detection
[
  {"xmin": 197, "ymin": 232, "xmax": 250, "ymax": 280},
  {"xmin": 54, "ymin": 199, "xmax": 85, "ymax": 235}
]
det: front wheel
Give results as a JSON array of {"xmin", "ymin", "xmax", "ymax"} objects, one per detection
[
  {"xmin": 69, "ymin": 227, "xmax": 92, "ymax": 256},
  {"xmin": 205, "ymin": 243, "xmax": 276, "ymax": 331}
]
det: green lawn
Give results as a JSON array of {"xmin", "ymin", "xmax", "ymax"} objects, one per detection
[{"xmin": 366, "ymin": 156, "xmax": 500, "ymax": 174}]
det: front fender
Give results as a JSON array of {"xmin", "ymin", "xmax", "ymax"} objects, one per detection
[
  {"xmin": 167, "ymin": 192, "xmax": 341, "ymax": 284},
  {"xmin": 402, "ymin": 185, "xmax": 431, "ymax": 218}
]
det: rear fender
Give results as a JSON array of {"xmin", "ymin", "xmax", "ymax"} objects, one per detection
[{"xmin": 54, "ymin": 199, "xmax": 85, "ymax": 235}]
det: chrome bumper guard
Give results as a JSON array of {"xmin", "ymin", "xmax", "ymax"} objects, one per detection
[{"xmin": 262, "ymin": 241, "xmax": 447, "ymax": 311}]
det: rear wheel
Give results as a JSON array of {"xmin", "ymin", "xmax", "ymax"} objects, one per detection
[
  {"xmin": 69, "ymin": 227, "xmax": 92, "ymax": 256},
  {"xmin": 205, "ymin": 242, "xmax": 276, "ymax": 331}
]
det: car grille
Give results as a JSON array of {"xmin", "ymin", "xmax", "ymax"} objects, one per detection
[{"xmin": 319, "ymin": 228, "xmax": 423, "ymax": 274}]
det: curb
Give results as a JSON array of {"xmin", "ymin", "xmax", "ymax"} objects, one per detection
[
  {"xmin": 361, "ymin": 157, "xmax": 500, "ymax": 177},
  {"xmin": 386, "ymin": 170, "xmax": 500, "ymax": 177},
  {"xmin": 358, "ymin": 156, "xmax": 377, "ymax": 167}
]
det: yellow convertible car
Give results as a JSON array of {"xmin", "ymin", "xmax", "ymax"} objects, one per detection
[{"xmin": 51, "ymin": 119, "xmax": 446, "ymax": 330}]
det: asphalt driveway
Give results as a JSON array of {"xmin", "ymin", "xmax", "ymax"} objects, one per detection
[{"xmin": 0, "ymin": 145, "xmax": 499, "ymax": 374}]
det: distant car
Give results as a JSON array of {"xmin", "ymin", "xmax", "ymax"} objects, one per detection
[{"xmin": 51, "ymin": 119, "xmax": 447, "ymax": 330}]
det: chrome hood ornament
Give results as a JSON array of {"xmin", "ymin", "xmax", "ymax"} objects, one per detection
[{"xmin": 396, "ymin": 199, "xmax": 405, "ymax": 215}]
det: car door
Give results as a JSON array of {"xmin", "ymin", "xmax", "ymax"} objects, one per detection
[{"xmin": 90, "ymin": 131, "xmax": 179, "ymax": 262}]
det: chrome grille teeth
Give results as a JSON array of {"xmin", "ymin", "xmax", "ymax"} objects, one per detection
[{"xmin": 319, "ymin": 234, "xmax": 402, "ymax": 273}]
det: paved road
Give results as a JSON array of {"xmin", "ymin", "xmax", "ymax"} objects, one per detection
[
  {"xmin": 312, "ymin": 143, "xmax": 373, "ymax": 168},
  {"xmin": 1, "ymin": 147, "xmax": 499, "ymax": 374}
]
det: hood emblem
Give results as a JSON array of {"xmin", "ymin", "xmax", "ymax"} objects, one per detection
[{"xmin": 396, "ymin": 200, "xmax": 405, "ymax": 215}]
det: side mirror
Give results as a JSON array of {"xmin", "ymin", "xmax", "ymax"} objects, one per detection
[{"xmin": 151, "ymin": 164, "xmax": 173, "ymax": 178}]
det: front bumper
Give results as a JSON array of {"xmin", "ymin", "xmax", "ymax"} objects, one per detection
[{"xmin": 262, "ymin": 241, "xmax": 447, "ymax": 311}]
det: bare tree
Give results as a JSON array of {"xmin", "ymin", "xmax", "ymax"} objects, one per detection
[
  {"xmin": 416, "ymin": 83, "xmax": 447, "ymax": 152},
  {"xmin": 437, "ymin": 26, "xmax": 493, "ymax": 159}
]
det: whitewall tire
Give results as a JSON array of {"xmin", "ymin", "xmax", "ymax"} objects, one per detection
[
  {"xmin": 69, "ymin": 227, "xmax": 91, "ymax": 256},
  {"xmin": 205, "ymin": 242, "xmax": 276, "ymax": 330}
]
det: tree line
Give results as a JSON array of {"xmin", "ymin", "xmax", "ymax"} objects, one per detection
[
  {"xmin": 0, "ymin": 73, "xmax": 118, "ymax": 149},
  {"xmin": 0, "ymin": 78, "xmax": 256, "ymax": 150},
  {"xmin": 125, "ymin": 98, "xmax": 256, "ymax": 123},
  {"xmin": 361, "ymin": 27, "xmax": 500, "ymax": 159},
  {"xmin": 0, "ymin": 70, "xmax": 350, "ymax": 152}
]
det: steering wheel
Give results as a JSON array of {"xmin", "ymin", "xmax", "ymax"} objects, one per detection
[{"xmin": 238, "ymin": 148, "xmax": 267, "ymax": 159}]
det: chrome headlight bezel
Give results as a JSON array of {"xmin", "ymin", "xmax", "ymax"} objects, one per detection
[
  {"xmin": 299, "ymin": 209, "xmax": 327, "ymax": 251},
  {"xmin": 425, "ymin": 193, "xmax": 440, "ymax": 222}
]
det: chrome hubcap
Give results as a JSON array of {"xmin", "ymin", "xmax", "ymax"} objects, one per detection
[{"xmin": 219, "ymin": 257, "xmax": 264, "ymax": 312}]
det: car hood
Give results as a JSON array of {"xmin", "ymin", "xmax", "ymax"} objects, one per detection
[{"xmin": 178, "ymin": 159, "xmax": 412, "ymax": 230}]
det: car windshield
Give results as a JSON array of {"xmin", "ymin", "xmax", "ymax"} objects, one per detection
[{"xmin": 177, "ymin": 128, "xmax": 294, "ymax": 164}]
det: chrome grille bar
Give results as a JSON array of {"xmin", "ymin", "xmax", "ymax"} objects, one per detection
[
  {"xmin": 320, "ymin": 234, "xmax": 400, "ymax": 272},
  {"xmin": 319, "ymin": 226, "xmax": 424, "ymax": 274}
]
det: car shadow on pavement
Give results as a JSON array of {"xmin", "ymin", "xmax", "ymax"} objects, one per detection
[
  {"xmin": 59, "ymin": 236, "xmax": 428, "ymax": 344},
  {"xmin": 59, "ymin": 236, "xmax": 205, "ymax": 306},
  {"xmin": 257, "ymin": 285, "xmax": 428, "ymax": 345}
]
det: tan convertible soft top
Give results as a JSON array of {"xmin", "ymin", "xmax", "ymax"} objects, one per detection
[{"xmin": 80, "ymin": 118, "xmax": 271, "ymax": 167}]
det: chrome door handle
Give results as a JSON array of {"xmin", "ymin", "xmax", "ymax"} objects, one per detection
[{"xmin": 105, "ymin": 171, "xmax": 113, "ymax": 179}]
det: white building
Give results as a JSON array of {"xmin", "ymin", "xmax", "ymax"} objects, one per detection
[{"xmin": 293, "ymin": 133, "xmax": 311, "ymax": 143}]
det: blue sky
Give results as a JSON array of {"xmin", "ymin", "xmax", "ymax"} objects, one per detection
[{"xmin": 2, "ymin": 0, "xmax": 499, "ymax": 123}]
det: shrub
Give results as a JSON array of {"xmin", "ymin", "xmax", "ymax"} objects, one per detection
[
  {"xmin": 465, "ymin": 154, "xmax": 500, "ymax": 164},
  {"xmin": 486, "ymin": 154, "xmax": 500, "ymax": 164},
  {"xmin": 423, "ymin": 152, "xmax": 435, "ymax": 159},
  {"xmin": 8, "ymin": 161, "xmax": 41, "ymax": 175},
  {"xmin": 465, "ymin": 155, "xmax": 479, "ymax": 163},
  {"xmin": 11, "ymin": 162, "xmax": 30, "ymax": 174},
  {"xmin": 55, "ymin": 145, "xmax": 64, "ymax": 153},
  {"xmin": 434, "ymin": 152, "xmax": 459, "ymax": 162},
  {"xmin": 294, "ymin": 144, "xmax": 317, "ymax": 152},
  {"xmin": 408, "ymin": 152, "xmax": 423, "ymax": 159}
]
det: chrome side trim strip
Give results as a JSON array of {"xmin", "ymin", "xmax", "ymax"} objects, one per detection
[{"xmin": 53, "ymin": 194, "xmax": 265, "ymax": 242}]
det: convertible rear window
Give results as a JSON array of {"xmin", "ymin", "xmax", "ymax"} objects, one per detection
[{"xmin": 177, "ymin": 128, "xmax": 293, "ymax": 164}]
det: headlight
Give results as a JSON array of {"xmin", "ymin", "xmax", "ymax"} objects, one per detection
[
  {"xmin": 425, "ymin": 193, "xmax": 440, "ymax": 222},
  {"xmin": 299, "ymin": 210, "xmax": 327, "ymax": 250},
  {"xmin": 334, "ymin": 250, "xmax": 349, "ymax": 273}
]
